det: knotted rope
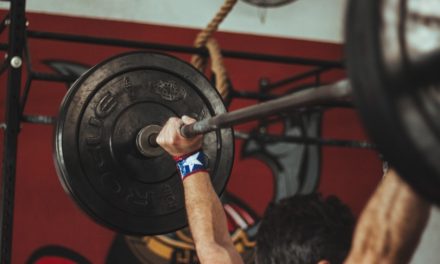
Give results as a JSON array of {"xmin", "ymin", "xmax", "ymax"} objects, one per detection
[{"xmin": 191, "ymin": 0, "xmax": 237, "ymax": 99}]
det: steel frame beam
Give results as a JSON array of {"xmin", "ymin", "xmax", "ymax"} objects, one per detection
[{"xmin": 0, "ymin": 1, "xmax": 26, "ymax": 263}]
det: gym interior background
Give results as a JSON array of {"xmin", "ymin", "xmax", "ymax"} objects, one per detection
[{"xmin": 0, "ymin": 0, "xmax": 438, "ymax": 263}]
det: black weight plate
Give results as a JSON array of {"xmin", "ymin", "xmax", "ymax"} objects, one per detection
[
  {"xmin": 54, "ymin": 52, "xmax": 234, "ymax": 235},
  {"xmin": 346, "ymin": 0, "xmax": 440, "ymax": 204},
  {"xmin": 241, "ymin": 0, "xmax": 296, "ymax": 7}
]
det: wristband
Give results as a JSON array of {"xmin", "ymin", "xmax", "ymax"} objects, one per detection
[{"xmin": 174, "ymin": 150, "xmax": 207, "ymax": 180}]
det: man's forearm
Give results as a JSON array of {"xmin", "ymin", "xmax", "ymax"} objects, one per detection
[
  {"xmin": 345, "ymin": 169, "xmax": 431, "ymax": 264},
  {"xmin": 183, "ymin": 172, "xmax": 243, "ymax": 264},
  {"xmin": 156, "ymin": 116, "xmax": 242, "ymax": 263}
]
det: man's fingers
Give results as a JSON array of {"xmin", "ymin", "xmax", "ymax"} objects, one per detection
[
  {"xmin": 182, "ymin": 115, "xmax": 196, "ymax": 125},
  {"xmin": 157, "ymin": 116, "xmax": 202, "ymax": 156},
  {"xmin": 166, "ymin": 117, "xmax": 183, "ymax": 128},
  {"xmin": 157, "ymin": 118, "xmax": 181, "ymax": 144},
  {"xmin": 181, "ymin": 116, "xmax": 202, "ymax": 142}
]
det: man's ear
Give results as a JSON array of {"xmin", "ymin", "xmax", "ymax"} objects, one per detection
[{"xmin": 317, "ymin": 260, "xmax": 330, "ymax": 264}]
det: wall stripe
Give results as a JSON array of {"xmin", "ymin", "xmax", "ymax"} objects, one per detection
[{"xmin": 0, "ymin": 0, "xmax": 346, "ymax": 43}]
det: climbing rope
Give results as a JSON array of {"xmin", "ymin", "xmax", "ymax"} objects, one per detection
[{"xmin": 191, "ymin": 0, "xmax": 238, "ymax": 99}]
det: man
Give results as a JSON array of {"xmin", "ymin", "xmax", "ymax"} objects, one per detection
[{"xmin": 157, "ymin": 116, "xmax": 355, "ymax": 264}]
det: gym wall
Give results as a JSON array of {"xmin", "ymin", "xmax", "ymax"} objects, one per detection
[{"xmin": 0, "ymin": 2, "xmax": 385, "ymax": 263}]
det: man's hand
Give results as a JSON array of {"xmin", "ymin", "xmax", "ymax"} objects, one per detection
[{"xmin": 156, "ymin": 115, "xmax": 202, "ymax": 157}]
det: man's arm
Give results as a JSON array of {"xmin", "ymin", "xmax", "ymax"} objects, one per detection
[
  {"xmin": 157, "ymin": 116, "xmax": 243, "ymax": 264},
  {"xmin": 345, "ymin": 168, "xmax": 431, "ymax": 264},
  {"xmin": 183, "ymin": 172, "xmax": 243, "ymax": 263}
]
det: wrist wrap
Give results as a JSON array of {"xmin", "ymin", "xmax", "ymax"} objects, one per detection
[{"xmin": 174, "ymin": 150, "xmax": 207, "ymax": 180}]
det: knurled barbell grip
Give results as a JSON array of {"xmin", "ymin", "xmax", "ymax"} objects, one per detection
[
  {"xmin": 179, "ymin": 79, "xmax": 352, "ymax": 138},
  {"xmin": 180, "ymin": 119, "xmax": 215, "ymax": 138}
]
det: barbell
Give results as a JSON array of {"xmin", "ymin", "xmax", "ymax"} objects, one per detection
[
  {"xmin": 54, "ymin": 51, "xmax": 350, "ymax": 235},
  {"xmin": 53, "ymin": 0, "xmax": 440, "ymax": 235}
]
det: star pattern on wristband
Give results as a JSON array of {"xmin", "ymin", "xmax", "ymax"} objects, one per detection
[
  {"xmin": 182, "ymin": 152, "xmax": 203, "ymax": 171},
  {"xmin": 176, "ymin": 151, "xmax": 207, "ymax": 179}
]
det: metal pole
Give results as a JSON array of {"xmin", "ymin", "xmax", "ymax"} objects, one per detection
[
  {"xmin": 0, "ymin": 0, "xmax": 26, "ymax": 263},
  {"xmin": 27, "ymin": 30, "xmax": 344, "ymax": 68},
  {"xmin": 181, "ymin": 80, "xmax": 352, "ymax": 137},
  {"xmin": 261, "ymin": 67, "xmax": 331, "ymax": 92}
]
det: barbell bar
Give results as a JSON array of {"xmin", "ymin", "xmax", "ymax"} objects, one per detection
[
  {"xmin": 137, "ymin": 79, "xmax": 352, "ymax": 156},
  {"xmin": 180, "ymin": 80, "xmax": 351, "ymax": 138}
]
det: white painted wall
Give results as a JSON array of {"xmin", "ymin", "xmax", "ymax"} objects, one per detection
[
  {"xmin": 411, "ymin": 206, "xmax": 440, "ymax": 264},
  {"xmin": 0, "ymin": 0, "xmax": 346, "ymax": 43}
]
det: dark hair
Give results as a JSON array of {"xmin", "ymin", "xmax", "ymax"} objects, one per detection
[{"xmin": 256, "ymin": 193, "xmax": 355, "ymax": 264}]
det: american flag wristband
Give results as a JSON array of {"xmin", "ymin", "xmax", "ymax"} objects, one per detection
[{"xmin": 174, "ymin": 150, "xmax": 207, "ymax": 180}]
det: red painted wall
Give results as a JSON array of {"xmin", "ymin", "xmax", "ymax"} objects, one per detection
[{"xmin": 0, "ymin": 12, "xmax": 382, "ymax": 263}]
